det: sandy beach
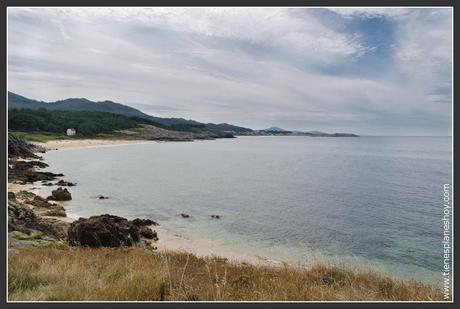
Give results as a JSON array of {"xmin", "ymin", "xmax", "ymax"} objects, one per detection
[{"xmin": 32, "ymin": 139, "xmax": 158, "ymax": 151}]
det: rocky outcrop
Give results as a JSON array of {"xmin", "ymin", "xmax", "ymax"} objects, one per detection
[
  {"xmin": 8, "ymin": 200, "xmax": 68, "ymax": 241},
  {"xmin": 68, "ymin": 215, "xmax": 141, "ymax": 247},
  {"xmin": 67, "ymin": 215, "xmax": 161, "ymax": 248},
  {"xmin": 8, "ymin": 160, "xmax": 63, "ymax": 184},
  {"xmin": 48, "ymin": 187, "xmax": 72, "ymax": 201},
  {"xmin": 8, "ymin": 134, "xmax": 40, "ymax": 158}
]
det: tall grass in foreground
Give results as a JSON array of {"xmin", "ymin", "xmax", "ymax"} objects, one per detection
[{"xmin": 8, "ymin": 247, "xmax": 442, "ymax": 301}]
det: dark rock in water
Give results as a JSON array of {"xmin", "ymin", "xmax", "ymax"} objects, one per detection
[
  {"xmin": 8, "ymin": 192, "xmax": 16, "ymax": 200},
  {"xmin": 68, "ymin": 214, "xmax": 141, "ymax": 248},
  {"xmin": 48, "ymin": 187, "xmax": 72, "ymax": 201},
  {"xmin": 55, "ymin": 180, "xmax": 76, "ymax": 187},
  {"xmin": 210, "ymin": 215, "xmax": 221, "ymax": 219},
  {"xmin": 97, "ymin": 195, "xmax": 109, "ymax": 200},
  {"xmin": 181, "ymin": 213, "xmax": 190, "ymax": 218},
  {"xmin": 130, "ymin": 218, "xmax": 159, "ymax": 226},
  {"xmin": 42, "ymin": 182, "xmax": 54, "ymax": 186},
  {"xmin": 139, "ymin": 226, "xmax": 158, "ymax": 240}
]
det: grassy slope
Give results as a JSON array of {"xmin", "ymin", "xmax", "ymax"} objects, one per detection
[{"xmin": 8, "ymin": 247, "xmax": 442, "ymax": 301}]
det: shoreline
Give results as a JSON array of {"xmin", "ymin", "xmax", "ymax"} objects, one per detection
[
  {"xmin": 7, "ymin": 137, "xmax": 445, "ymax": 300},
  {"xmin": 8, "ymin": 138, "xmax": 282, "ymax": 266},
  {"xmin": 8, "ymin": 138, "xmax": 446, "ymax": 277},
  {"xmin": 31, "ymin": 138, "xmax": 160, "ymax": 151}
]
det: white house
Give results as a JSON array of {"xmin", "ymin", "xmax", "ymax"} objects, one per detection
[{"xmin": 66, "ymin": 128, "xmax": 77, "ymax": 136}]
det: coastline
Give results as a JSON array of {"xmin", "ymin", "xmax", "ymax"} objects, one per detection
[
  {"xmin": 8, "ymin": 138, "xmax": 279, "ymax": 266},
  {"xmin": 7, "ymin": 137, "xmax": 445, "ymax": 301}
]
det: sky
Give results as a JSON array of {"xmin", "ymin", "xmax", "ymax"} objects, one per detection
[{"xmin": 8, "ymin": 7, "xmax": 453, "ymax": 135}]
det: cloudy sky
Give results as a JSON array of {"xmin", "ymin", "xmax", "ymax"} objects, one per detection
[{"xmin": 8, "ymin": 7, "xmax": 452, "ymax": 135}]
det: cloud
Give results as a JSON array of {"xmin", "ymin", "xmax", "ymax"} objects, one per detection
[{"xmin": 7, "ymin": 7, "xmax": 452, "ymax": 135}]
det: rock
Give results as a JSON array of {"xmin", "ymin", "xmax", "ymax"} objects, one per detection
[
  {"xmin": 9, "ymin": 230, "xmax": 67, "ymax": 249},
  {"xmin": 210, "ymin": 215, "xmax": 221, "ymax": 219},
  {"xmin": 139, "ymin": 226, "xmax": 158, "ymax": 240},
  {"xmin": 68, "ymin": 214, "xmax": 141, "ymax": 248},
  {"xmin": 48, "ymin": 187, "xmax": 72, "ymax": 201},
  {"xmin": 97, "ymin": 195, "xmax": 109, "ymax": 200},
  {"xmin": 8, "ymin": 200, "xmax": 38, "ymax": 233},
  {"xmin": 8, "ymin": 134, "xmax": 40, "ymax": 159},
  {"xmin": 38, "ymin": 217, "xmax": 70, "ymax": 240},
  {"xmin": 130, "ymin": 218, "xmax": 159, "ymax": 226},
  {"xmin": 44, "ymin": 208, "xmax": 67, "ymax": 217},
  {"xmin": 8, "ymin": 200, "xmax": 66, "ymax": 240},
  {"xmin": 16, "ymin": 190, "xmax": 36, "ymax": 201},
  {"xmin": 55, "ymin": 180, "xmax": 76, "ymax": 186},
  {"xmin": 42, "ymin": 182, "xmax": 54, "ymax": 186},
  {"xmin": 8, "ymin": 192, "xmax": 16, "ymax": 200},
  {"xmin": 181, "ymin": 213, "xmax": 190, "ymax": 218},
  {"xmin": 29, "ymin": 195, "xmax": 57, "ymax": 208}
]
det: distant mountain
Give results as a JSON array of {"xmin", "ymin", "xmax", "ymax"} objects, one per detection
[
  {"xmin": 263, "ymin": 127, "xmax": 287, "ymax": 132},
  {"xmin": 7, "ymin": 92, "xmax": 252, "ymax": 133}
]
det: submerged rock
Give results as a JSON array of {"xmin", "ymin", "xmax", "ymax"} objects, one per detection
[
  {"xmin": 210, "ymin": 215, "xmax": 221, "ymax": 219},
  {"xmin": 67, "ymin": 214, "xmax": 141, "ymax": 248},
  {"xmin": 97, "ymin": 195, "xmax": 109, "ymax": 200},
  {"xmin": 181, "ymin": 213, "xmax": 190, "ymax": 218},
  {"xmin": 48, "ymin": 187, "xmax": 72, "ymax": 201}
]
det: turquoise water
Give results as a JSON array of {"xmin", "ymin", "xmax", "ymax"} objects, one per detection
[{"xmin": 41, "ymin": 136, "xmax": 452, "ymax": 286}]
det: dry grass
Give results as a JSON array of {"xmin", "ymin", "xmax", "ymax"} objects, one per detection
[{"xmin": 8, "ymin": 247, "xmax": 443, "ymax": 301}]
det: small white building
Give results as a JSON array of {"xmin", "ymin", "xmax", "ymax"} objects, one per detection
[{"xmin": 66, "ymin": 128, "xmax": 76, "ymax": 136}]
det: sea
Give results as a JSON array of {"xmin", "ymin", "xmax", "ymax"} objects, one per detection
[{"xmin": 39, "ymin": 136, "xmax": 452, "ymax": 286}]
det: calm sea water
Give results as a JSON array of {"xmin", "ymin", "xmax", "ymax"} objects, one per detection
[{"xmin": 41, "ymin": 136, "xmax": 452, "ymax": 285}]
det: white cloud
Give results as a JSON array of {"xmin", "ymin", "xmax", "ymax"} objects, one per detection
[{"xmin": 7, "ymin": 7, "xmax": 453, "ymax": 135}]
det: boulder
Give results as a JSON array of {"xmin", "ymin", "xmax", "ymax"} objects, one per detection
[
  {"xmin": 48, "ymin": 187, "xmax": 72, "ymax": 201},
  {"xmin": 67, "ymin": 214, "xmax": 141, "ymax": 248}
]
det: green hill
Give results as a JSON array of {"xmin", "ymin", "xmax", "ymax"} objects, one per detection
[{"xmin": 8, "ymin": 92, "xmax": 253, "ymax": 133}]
